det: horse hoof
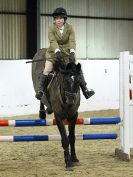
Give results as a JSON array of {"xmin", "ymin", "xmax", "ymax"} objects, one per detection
[
  {"xmin": 71, "ymin": 156, "xmax": 79, "ymax": 163},
  {"xmin": 72, "ymin": 158, "xmax": 80, "ymax": 166},
  {"xmin": 65, "ymin": 159, "xmax": 74, "ymax": 171},
  {"xmin": 39, "ymin": 110, "xmax": 46, "ymax": 119},
  {"xmin": 73, "ymin": 161, "xmax": 80, "ymax": 166},
  {"xmin": 65, "ymin": 166, "xmax": 74, "ymax": 171}
]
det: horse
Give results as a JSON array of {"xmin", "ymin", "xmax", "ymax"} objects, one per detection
[
  {"xmin": 32, "ymin": 49, "xmax": 81, "ymax": 170},
  {"xmin": 47, "ymin": 61, "xmax": 81, "ymax": 170}
]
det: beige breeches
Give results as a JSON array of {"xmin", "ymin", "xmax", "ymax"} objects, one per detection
[
  {"xmin": 43, "ymin": 60, "xmax": 53, "ymax": 75},
  {"xmin": 43, "ymin": 51, "xmax": 53, "ymax": 75}
]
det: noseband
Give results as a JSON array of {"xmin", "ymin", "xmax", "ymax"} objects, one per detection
[{"xmin": 65, "ymin": 91, "xmax": 77, "ymax": 98}]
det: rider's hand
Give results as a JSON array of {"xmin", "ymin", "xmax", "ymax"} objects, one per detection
[
  {"xmin": 55, "ymin": 51, "xmax": 62, "ymax": 61},
  {"xmin": 69, "ymin": 52, "xmax": 75, "ymax": 62}
]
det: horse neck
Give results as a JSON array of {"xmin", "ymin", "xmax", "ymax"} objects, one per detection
[{"xmin": 56, "ymin": 72, "xmax": 65, "ymax": 97}]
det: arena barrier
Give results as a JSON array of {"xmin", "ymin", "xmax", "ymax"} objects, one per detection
[
  {"xmin": 0, "ymin": 117, "xmax": 121, "ymax": 126},
  {"xmin": 115, "ymin": 51, "xmax": 133, "ymax": 161}
]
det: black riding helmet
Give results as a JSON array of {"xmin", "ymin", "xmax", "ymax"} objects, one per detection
[{"xmin": 52, "ymin": 7, "xmax": 67, "ymax": 21}]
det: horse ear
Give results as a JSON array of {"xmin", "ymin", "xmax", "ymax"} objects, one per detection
[
  {"xmin": 56, "ymin": 59, "xmax": 65, "ymax": 71},
  {"xmin": 66, "ymin": 62, "xmax": 71, "ymax": 70},
  {"xmin": 76, "ymin": 63, "xmax": 81, "ymax": 71},
  {"xmin": 66, "ymin": 62, "xmax": 75, "ymax": 71}
]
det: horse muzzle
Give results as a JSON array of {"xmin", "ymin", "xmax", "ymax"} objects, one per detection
[{"xmin": 65, "ymin": 91, "xmax": 77, "ymax": 105}]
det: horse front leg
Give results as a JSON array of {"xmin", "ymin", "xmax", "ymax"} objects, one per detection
[
  {"xmin": 55, "ymin": 115, "xmax": 73, "ymax": 170},
  {"xmin": 68, "ymin": 113, "xmax": 79, "ymax": 164},
  {"xmin": 39, "ymin": 101, "xmax": 46, "ymax": 119}
]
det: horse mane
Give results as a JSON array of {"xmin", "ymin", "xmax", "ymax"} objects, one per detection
[
  {"xmin": 53, "ymin": 59, "xmax": 66, "ymax": 73},
  {"xmin": 53, "ymin": 60, "xmax": 81, "ymax": 75}
]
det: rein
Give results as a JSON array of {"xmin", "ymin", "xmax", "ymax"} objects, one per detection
[
  {"xmin": 64, "ymin": 91, "xmax": 77, "ymax": 101},
  {"xmin": 47, "ymin": 72, "xmax": 56, "ymax": 89}
]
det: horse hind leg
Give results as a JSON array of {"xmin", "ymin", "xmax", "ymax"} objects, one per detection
[{"xmin": 55, "ymin": 116, "xmax": 73, "ymax": 171}]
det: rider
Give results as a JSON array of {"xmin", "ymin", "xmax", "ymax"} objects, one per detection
[{"xmin": 35, "ymin": 7, "xmax": 95, "ymax": 100}]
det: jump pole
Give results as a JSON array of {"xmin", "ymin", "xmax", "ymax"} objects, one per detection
[
  {"xmin": 0, "ymin": 133, "xmax": 118, "ymax": 142},
  {"xmin": 0, "ymin": 117, "xmax": 121, "ymax": 127}
]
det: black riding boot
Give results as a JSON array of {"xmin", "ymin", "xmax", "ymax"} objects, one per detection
[
  {"xmin": 78, "ymin": 71, "xmax": 95, "ymax": 99},
  {"xmin": 35, "ymin": 74, "xmax": 48, "ymax": 100}
]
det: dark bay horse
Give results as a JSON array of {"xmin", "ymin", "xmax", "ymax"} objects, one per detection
[
  {"xmin": 32, "ymin": 49, "xmax": 81, "ymax": 170},
  {"xmin": 47, "ymin": 61, "xmax": 81, "ymax": 170}
]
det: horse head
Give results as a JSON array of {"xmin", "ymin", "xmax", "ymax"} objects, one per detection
[{"xmin": 55, "ymin": 62, "xmax": 81, "ymax": 106}]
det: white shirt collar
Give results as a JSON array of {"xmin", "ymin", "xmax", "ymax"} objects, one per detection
[
  {"xmin": 58, "ymin": 25, "xmax": 64, "ymax": 30},
  {"xmin": 58, "ymin": 25, "xmax": 64, "ymax": 34}
]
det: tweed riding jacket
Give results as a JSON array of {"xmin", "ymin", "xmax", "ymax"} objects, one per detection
[{"xmin": 46, "ymin": 22, "xmax": 76, "ymax": 62}]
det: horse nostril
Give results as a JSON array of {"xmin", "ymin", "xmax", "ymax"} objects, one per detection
[
  {"xmin": 65, "ymin": 97, "xmax": 75, "ymax": 106},
  {"xmin": 65, "ymin": 91, "xmax": 76, "ymax": 105},
  {"xmin": 65, "ymin": 97, "xmax": 69, "ymax": 104}
]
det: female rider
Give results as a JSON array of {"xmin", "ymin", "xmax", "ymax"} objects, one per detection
[{"xmin": 35, "ymin": 7, "xmax": 95, "ymax": 100}]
